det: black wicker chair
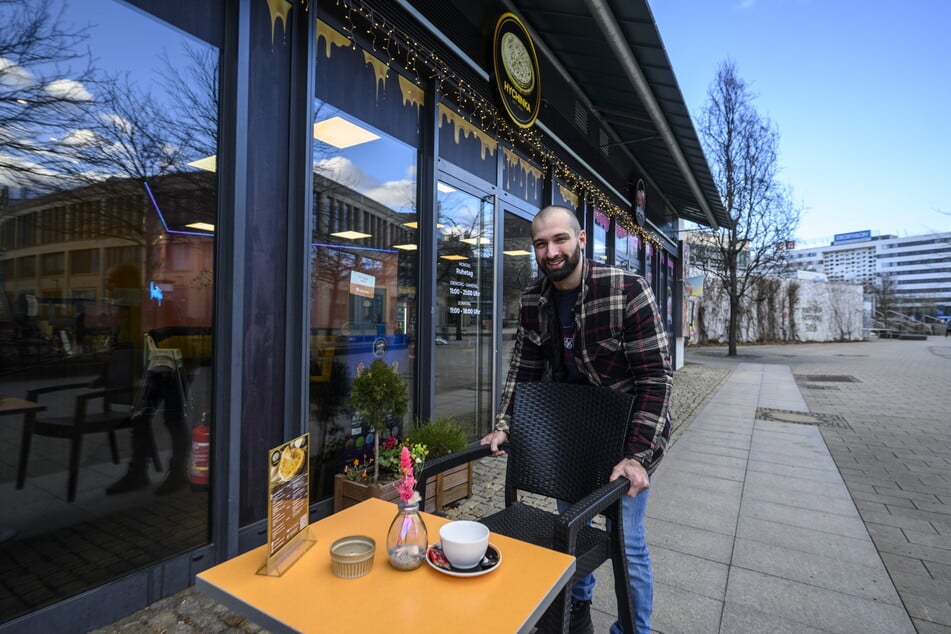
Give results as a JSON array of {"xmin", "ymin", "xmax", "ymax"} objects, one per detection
[{"xmin": 417, "ymin": 382, "xmax": 637, "ymax": 634}]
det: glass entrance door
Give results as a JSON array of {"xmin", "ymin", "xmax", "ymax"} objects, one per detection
[{"xmin": 433, "ymin": 181, "xmax": 494, "ymax": 437}]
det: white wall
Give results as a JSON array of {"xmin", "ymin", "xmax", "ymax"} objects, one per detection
[{"xmin": 692, "ymin": 277, "xmax": 865, "ymax": 344}]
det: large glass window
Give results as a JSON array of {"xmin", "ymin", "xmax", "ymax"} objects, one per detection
[
  {"xmin": 434, "ymin": 182, "xmax": 494, "ymax": 438},
  {"xmin": 311, "ymin": 16, "xmax": 424, "ymax": 502},
  {"xmin": 616, "ymin": 224, "xmax": 642, "ymax": 273},
  {"xmin": 308, "ymin": 103, "xmax": 419, "ymax": 501},
  {"xmin": 501, "ymin": 210, "xmax": 537, "ymax": 377},
  {"xmin": 592, "ymin": 207, "xmax": 610, "ymax": 264},
  {"xmin": 0, "ymin": 0, "xmax": 218, "ymax": 623}
]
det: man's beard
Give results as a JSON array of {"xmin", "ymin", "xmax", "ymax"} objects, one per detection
[{"xmin": 540, "ymin": 243, "xmax": 582, "ymax": 282}]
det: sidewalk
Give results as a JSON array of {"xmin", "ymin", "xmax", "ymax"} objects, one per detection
[
  {"xmin": 92, "ymin": 338, "xmax": 951, "ymax": 633},
  {"xmin": 634, "ymin": 362, "xmax": 913, "ymax": 633}
]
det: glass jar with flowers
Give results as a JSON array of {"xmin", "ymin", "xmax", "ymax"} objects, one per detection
[{"xmin": 386, "ymin": 444, "xmax": 429, "ymax": 570}]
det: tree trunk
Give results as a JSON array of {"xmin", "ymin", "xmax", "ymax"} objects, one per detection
[
  {"xmin": 728, "ymin": 291, "xmax": 739, "ymax": 356},
  {"xmin": 373, "ymin": 432, "xmax": 380, "ymax": 482}
]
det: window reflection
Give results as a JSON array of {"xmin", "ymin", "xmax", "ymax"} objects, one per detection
[
  {"xmin": 308, "ymin": 101, "xmax": 418, "ymax": 501},
  {"xmin": 593, "ymin": 207, "xmax": 610, "ymax": 263},
  {"xmin": 0, "ymin": 0, "xmax": 217, "ymax": 623},
  {"xmin": 433, "ymin": 183, "xmax": 493, "ymax": 438},
  {"xmin": 501, "ymin": 211, "xmax": 537, "ymax": 375},
  {"xmin": 616, "ymin": 224, "xmax": 642, "ymax": 273}
]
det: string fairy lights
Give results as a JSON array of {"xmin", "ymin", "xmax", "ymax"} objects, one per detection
[{"xmin": 305, "ymin": 0, "xmax": 662, "ymax": 248}]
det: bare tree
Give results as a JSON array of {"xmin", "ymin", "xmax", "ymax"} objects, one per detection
[
  {"xmin": 867, "ymin": 273, "xmax": 899, "ymax": 335},
  {"xmin": 698, "ymin": 60, "xmax": 800, "ymax": 356},
  {"xmin": 157, "ymin": 43, "xmax": 219, "ymax": 162},
  {"xmin": 11, "ymin": 42, "xmax": 219, "ymax": 246},
  {"xmin": 65, "ymin": 73, "xmax": 183, "ymax": 183},
  {"xmin": 0, "ymin": 0, "xmax": 97, "ymax": 193},
  {"xmin": 826, "ymin": 282, "xmax": 857, "ymax": 341}
]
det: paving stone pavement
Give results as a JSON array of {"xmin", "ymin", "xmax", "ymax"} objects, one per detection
[
  {"xmin": 91, "ymin": 338, "xmax": 951, "ymax": 633},
  {"xmin": 684, "ymin": 339, "xmax": 951, "ymax": 634}
]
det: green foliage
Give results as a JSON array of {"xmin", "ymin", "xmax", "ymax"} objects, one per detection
[
  {"xmin": 411, "ymin": 415, "xmax": 468, "ymax": 459},
  {"xmin": 343, "ymin": 435, "xmax": 427, "ymax": 482},
  {"xmin": 347, "ymin": 359, "xmax": 409, "ymax": 482},
  {"xmin": 349, "ymin": 359, "xmax": 409, "ymax": 434}
]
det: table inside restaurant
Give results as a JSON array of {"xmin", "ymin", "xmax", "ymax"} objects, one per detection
[
  {"xmin": 196, "ymin": 497, "xmax": 576, "ymax": 633},
  {"xmin": 0, "ymin": 396, "xmax": 46, "ymax": 416},
  {"xmin": 1, "ymin": 397, "xmax": 46, "ymax": 542}
]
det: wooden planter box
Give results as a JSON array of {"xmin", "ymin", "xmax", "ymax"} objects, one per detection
[
  {"xmin": 333, "ymin": 462, "xmax": 473, "ymax": 514},
  {"xmin": 421, "ymin": 461, "xmax": 473, "ymax": 514},
  {"xmin": 333, "ymin": 473, "xmax": 401, "ymax": 512}
]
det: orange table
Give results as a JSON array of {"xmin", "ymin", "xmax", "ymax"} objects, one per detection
[{"xmin": 196, "ymin": 497, "xmax": 576, "ymax": 633}]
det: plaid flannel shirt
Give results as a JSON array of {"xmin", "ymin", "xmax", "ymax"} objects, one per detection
[{"xmin": 495, "ymin": 259, "xmax": 672, "ymax": 472}]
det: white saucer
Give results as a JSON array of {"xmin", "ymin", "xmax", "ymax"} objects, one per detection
[{"xmin": 426, "ymin": 542, "xmax": 501, "ymax": 577}]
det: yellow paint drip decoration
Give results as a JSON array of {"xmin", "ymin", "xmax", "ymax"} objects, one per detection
[
  {"xmin": 438, "ymin": 104, "xmax": 497, "ymax": 160},
  {"xmin": 503, "ymin": 147, "xmax": 543, "ymax": 201},
  {"xmin": 557, "ymin": 184, "xmax": 579, "ymax": 210},
  {"xmin": 363, "ymin": 51, "xmax": 389, "ymax": 100},
  {"xmin": 317, "ymin": 20, "xmax": 352, "ymax": 58},
  {"xmin": 398, "ymin": 75, "xmax": 425, "ymax": 112},
  {"xmin": 266, "ymin": 0, "xmax": 294, "ymax": 47}
]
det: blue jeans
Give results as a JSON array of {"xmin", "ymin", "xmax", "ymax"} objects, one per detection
[{"xmin": 558, "ymin": 486, "xmax": 652, "ymax": 634}]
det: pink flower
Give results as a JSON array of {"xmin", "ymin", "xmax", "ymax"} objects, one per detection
[{"xmin": 394, "ymin": 445, "xmax": 419, "ymax": 504}]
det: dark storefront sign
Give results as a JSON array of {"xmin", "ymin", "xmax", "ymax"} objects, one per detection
[{"xmin": 492, "ymin": 12, "xmax": 542, "ymax": 129}]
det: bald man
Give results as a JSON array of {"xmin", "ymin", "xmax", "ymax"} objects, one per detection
[{"xmin": 482, "ymin": 205, "xmax": 672, "ymax": 634}]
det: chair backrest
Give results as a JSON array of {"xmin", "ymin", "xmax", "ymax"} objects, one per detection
[
  {"xmin": 506, "ymin": 382, "xmax": 635, "ymax": 505},
  {"xmin": 144, "ymin": 333, "xmax": 184, "ymax": 372}
]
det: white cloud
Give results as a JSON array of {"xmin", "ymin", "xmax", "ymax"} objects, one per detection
[
  {"xmin": 44, "ymin": 78, "xmax": 93, "ymax": 102},
  {"xmin": 365, "ymin": 178, "xmax": 416, "ymax": 212},
  {"xmin": 315, "ymin": 156, "xmax": 373, "ymax": 189},
  {"xmin": 315, "ymin": 156, "xmax": 417, "ymax": 212},
  {"xmin": 61, "ymin": 128, "xmax": 97, "ymax": 146},
  {"xmin": 98, "ymin": 112, "xmax": 133, "ymax": 135},
  {"xmin": 0, "ymin": 56, "xmax": 34, "ymax": 88},
  {"xmin": 0, "ymin": 152, "xmax": 58, "ymax": 189}
]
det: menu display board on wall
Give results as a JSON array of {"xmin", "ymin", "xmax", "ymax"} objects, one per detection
[{"xmin": 260, "ymin": 433, "xmax": 314, "ymax": 576}]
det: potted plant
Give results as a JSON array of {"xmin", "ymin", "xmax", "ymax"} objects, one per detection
[
  {"xmin": 411, "ymin": 415, "xmax": 473, "ymax": 513},
  {"xmin": 410, "ymin": 415, "xmax": 468, "ymax": 459},
  {"xmin": 348, "ymin": 359, "xmax": 408, "ymax": 482},
  {"xmin": 335, "ymin": 434, "xmax": 428, "ymax": 512},
  {"xmin": 334, "ymin": 359, "xmax": 410, "ymax": 511}
]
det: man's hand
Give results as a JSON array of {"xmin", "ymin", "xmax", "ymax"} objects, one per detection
[
  {"xmin": 610, "ymin": 458, "xmax": 649, "ymax": 497},
  {"xmin": 479, "ymin": 430, "xmax": 508, "ymax": 456}
]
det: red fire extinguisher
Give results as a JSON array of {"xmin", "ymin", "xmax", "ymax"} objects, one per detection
[{"xmin": 189, "ymin": 409, "xmax": 210, "ymax": 491}]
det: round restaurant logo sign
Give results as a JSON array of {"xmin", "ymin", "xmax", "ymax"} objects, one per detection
[{"xmin": 493, "ymin": 12, "xmax": 541, "ymax": 129}]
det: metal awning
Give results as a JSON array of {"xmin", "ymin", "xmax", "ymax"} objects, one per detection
[{"xmin": 510, "ymin": 0, "xmax": 731, "ymax": 229}]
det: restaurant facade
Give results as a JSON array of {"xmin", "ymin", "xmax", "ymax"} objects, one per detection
[{"xmin": 0, "ymin": 0, "xmax": 728, "ymax": 631}]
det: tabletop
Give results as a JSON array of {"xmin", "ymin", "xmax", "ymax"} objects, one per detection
[
  {"xmin": 0, "ymin": 397, "xmax": 46, "ymax": 416},
  {"xmin": 196, "ymin": 497, "xmax": 576, "ymax": 633}
]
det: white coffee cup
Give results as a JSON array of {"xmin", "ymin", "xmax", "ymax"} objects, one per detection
[{"xmin": 439, "ymin": 520, "xmax": 490, "ymax": 569}]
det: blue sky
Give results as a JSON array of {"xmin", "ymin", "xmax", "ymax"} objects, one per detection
[{"xmin": 648, "ymin": 0, "xmax": 951, "ymax": 246}]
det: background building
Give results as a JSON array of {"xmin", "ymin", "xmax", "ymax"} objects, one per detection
[{"xmin": 784, "ymin": 231, "xmax": 951, "ymax": 317}]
